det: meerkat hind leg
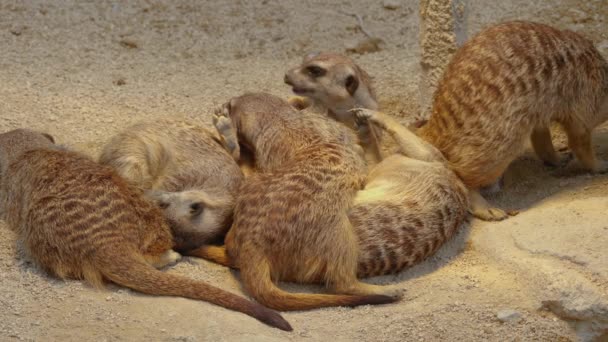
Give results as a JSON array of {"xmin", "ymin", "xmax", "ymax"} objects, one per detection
[
  {"xmin": 145, "ymin": 250, "xmax": 182, "ymax": 269},
  {"xmin": 563, "ymin": 120, "xmax": 608, "ymax": 173},
  {"xmin": 469, "ymin": 189, "xmax": 513, "ymax": 221},
  {"xmin": 352, "ymin": 108, "xmax": 442, "ymax": 163},
  {"xmin": 213, "ymin": 104, "xmax": 240, "ymax": 161},
  {"xmin": 531, "ymin": 126, "xmax": 565, "ymax": 167},
  {"xmin": 368, "ymin": 124, "xmax": 385, "ymax": 162},
  {"xmin": 354, "ymin": 112, "xmax": 383, "ymax": 164},
  {"xmin": 287, "ymin": 96, "xmax": 313, "ymax": 111}
]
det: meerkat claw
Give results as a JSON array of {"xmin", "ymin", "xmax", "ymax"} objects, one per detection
[{"xmin": 351, "ymin": 108, "xmax": 373, "ymax": 128}]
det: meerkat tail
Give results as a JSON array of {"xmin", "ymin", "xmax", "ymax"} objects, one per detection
[
  {"xmin": 240, "ymin": 255, "xmax": 396, "ymax": 311},
  {"xmin": 96, "ymin": 251, "xmax": 292, "ymax": 331},
  {"xmin": 187, "ymin": 245, "xmax": 235, "ymax": 268}
]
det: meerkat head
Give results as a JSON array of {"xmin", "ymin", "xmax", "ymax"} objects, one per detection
[
  {"xmin": 219, "ymin": 92, "xmax": 296, "ymax": 148},
  {"xmin": 284, "ymin": 52, "xmax": 378, "ymax": 117},
  {"xmin": 0, "ymin": 129, "xmax": 56, "ymax": 174},
  {"xmin": 145, "ymin": 189, "xmax": 233, "ymax": 251}
]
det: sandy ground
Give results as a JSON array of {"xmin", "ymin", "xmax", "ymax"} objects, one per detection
[{"xmin": 0, "ymin": 1, "xmax": 607, "ymax": 341}]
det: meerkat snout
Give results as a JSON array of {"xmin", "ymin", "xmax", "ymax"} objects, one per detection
[
  {"xmin": 284, "ymin": 72, "xmax": 294, "ymax": 86},
  {"xmin": 284, "ymin": 65, "xmax": 328, "ymax": 96}
]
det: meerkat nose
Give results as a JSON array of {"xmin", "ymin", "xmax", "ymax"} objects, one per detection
[{"xmin": 284, "ymin": 73, "xmax": 294, "ymax": 86}]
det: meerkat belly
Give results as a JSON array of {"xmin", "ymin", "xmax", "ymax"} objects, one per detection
[
  {"xmin": 349, "ymin": 162, "xmax": 469, "ymax": 278},
  {"xmin": 353, "ymin": 180, "xmax": 399, "ymax": 204}
]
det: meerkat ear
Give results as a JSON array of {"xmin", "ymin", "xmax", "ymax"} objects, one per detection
[
  {"xmin": 345, "ymin": 75, "xmax": 359, "ymax": 95},
  {"xmin": 41, "ymin": 132, "xmax": 55, "ymax": 143},
  {"xmin": 304, "ymin": 51, "xmax": 320, "ymax": 62}
]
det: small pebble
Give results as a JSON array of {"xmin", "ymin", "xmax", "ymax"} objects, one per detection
[
  {"xmin": 383, "ymin": 0, "xmax": 401, "ymax": 10},
  {"xmin": 496, "ymin": 309, "xmax": 522, "ymax": 323}
]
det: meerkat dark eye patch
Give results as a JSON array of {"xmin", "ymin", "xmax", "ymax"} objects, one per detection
[
  {"xmin": 306, "ymin": 65, "xmax": 326, "ymax": 78},
  {"xmin": 158, "ymin": 201, "xmax": 170, "ymax": 209},
  {"xmin": 189, "ymin": 202, "xmax": 204, "ymax": 216},
  {"xmin": 345, "ymin": 75, "xmax": 359, "ymax": 95}
]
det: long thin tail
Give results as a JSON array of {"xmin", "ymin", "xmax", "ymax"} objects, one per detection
[
  {"xmin": 240, "ymin": 255, "xmax": 397, "ymax": 311},
  {"xmin": 97, "ymin": 252, "xmax": 292, "ymax": 331}
]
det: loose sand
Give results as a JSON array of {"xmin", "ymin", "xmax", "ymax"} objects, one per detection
[{"xmin": 0, "ymin": 1, "xmax": 607, "ymax": 341}]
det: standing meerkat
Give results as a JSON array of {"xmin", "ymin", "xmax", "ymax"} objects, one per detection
[
  {"xmin": 0, "ymin": 129, "xmax": 291, "ymax": 331},
  {"xmin": 417, "ymin": 21, "xmax": 608, "ymax": 220},
  {"xmin": 204, "ymin": 92, "xmax": 401, "ymax": 311},
  {"xmin": 99, "ymin": 119, "xmax": 244, "ymax": 251},
  {"xmin": 196, "ymin": 107, "xmax": 469, "ymax": 278}
]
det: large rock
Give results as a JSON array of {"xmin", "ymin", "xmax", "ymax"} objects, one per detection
[{"xmin": 472, "ymin": 196, "xmax": 608, "ymax": 341}]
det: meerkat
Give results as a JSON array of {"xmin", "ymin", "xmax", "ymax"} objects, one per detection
[
  {"xmin": 199, "ymin": 92, "xmax": 401, "ymax": 311},
  {"xmin": 282, "ymin": 53, "xmax": 471, "ymax": 274},
  {"xmin": 349, "ymin": 108, "xmax": 469, "ymax": 277},
  {"xmin": 0, "ymin": 129, "xmax": 291, "ymax": 331},
  {"xmin": 417, "ymin": 20, "xmax": 608, "ymax": 221},
  {"xmin": 286, "ymin": 22, "xmax": 608, "ymax": 222},
  {"xmin": 194, "ymin": 106, "xmax": 469, "ymax": 278},
  {"xmin": 99, "ymin": 119, "xmax": 244, "ymax": 251}
]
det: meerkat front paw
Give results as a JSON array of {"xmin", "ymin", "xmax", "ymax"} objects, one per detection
[
  {"xmin": 162, "ymin": 250, "xmax": 182, "ymax": 265},
  {"xmin": 350, "ymin": 108, "xmax": 374, "ymax": 126},
  {"xmin": 147, "ymin": 250, "xmax": 182, "ymax": 269},
  {"xmin": 350, "ymin": 108, "xmax": 374, "ymax": 135},
  {"xmin": 212, "ymin": 103, "xmax": 232, "ymax": 131},
  {"xmin": 287, "ymin": 96, "xmax": 312, "ymax": 111},
  {"xmin": 213, "ymin": 104, "xmax": 240, "ymax": 161}
]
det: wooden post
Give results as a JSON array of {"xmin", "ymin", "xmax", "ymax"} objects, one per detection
[{"xmin": 418, "ymin": 0, "xmax": 467, "ymax": 120}]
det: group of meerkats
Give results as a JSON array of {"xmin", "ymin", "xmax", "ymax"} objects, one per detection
[{"xmin": 0, "ymin": 20, "xmax": 607, "ymax": 331}]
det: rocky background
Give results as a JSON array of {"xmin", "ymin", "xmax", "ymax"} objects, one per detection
[{"xmin": 0, "ymin": 0, "xmax": 606, "ymax": 341}]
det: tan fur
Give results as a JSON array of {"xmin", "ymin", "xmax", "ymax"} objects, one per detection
[
  {"xmin": 283, "ymin": 53, "xmax": 469, "ymax": 275},
  {"xmin": 99, "ymin": 119, "xmax": 244, "ymax": 251},
  {"xmin": 213, "ymin": 92, "xmax": 401, "ymax": 311},
  {"xmin": 284, "ymin": 52, "xmax": 385, "ymax": 163},
  {"xmin": 0, "ymin": 129, "xmax": 291, "ymax": 331},
  {"xmin": 285, "ymin": 52, "xmax": 379, "ymax": 124},
  {"xmin": 200, "ymin": 108, "xmax": 469, "ymax": 278},
  {"xmin": 417, "ymin": 21, "xmax": 608, "ymax": 220},
  {"xmin": 349, "ymin": 109, "xmax": 469, "ymax": 277}
]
